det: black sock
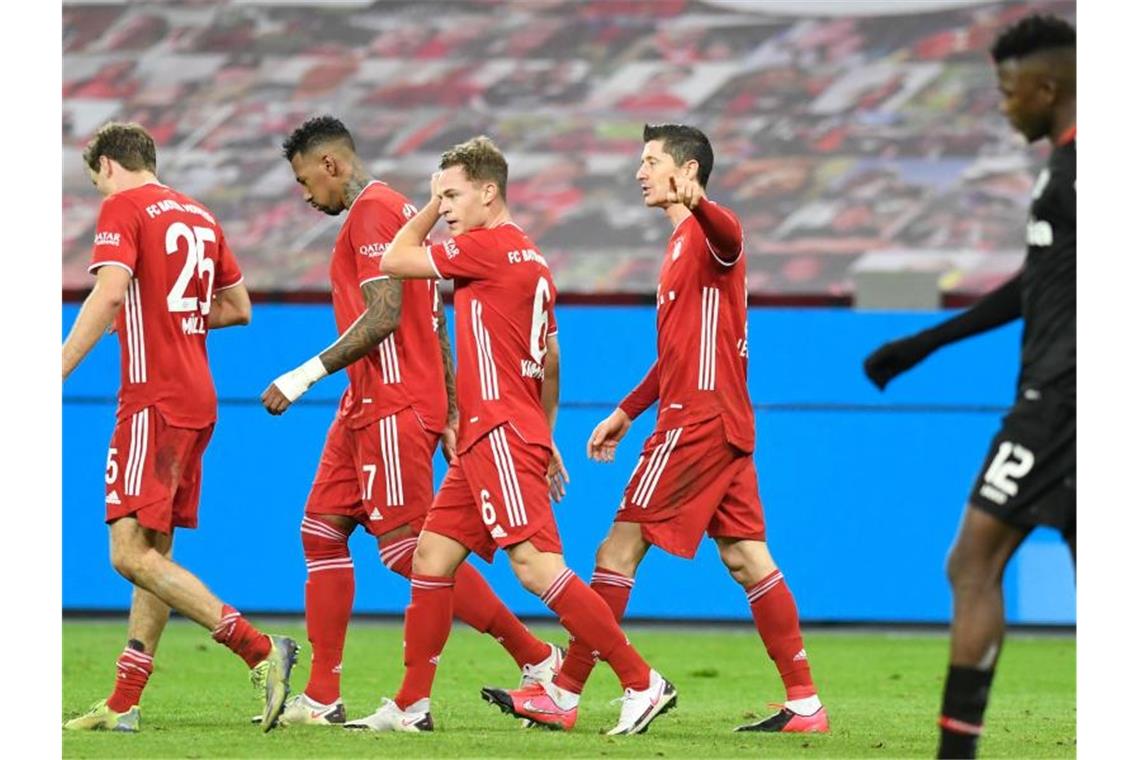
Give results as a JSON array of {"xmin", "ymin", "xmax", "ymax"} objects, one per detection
[{"xmin": 936, "ymin": 665, "xmax": 994, "ymax": 759}]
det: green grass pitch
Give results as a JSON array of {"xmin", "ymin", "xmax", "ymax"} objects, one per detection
[{"xmin": 63, "ymin": 619, "xmax": 1074, "ymax": 758}]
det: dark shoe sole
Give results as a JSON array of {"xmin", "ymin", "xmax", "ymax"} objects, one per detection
[{"xmin": 480, "ymin": 688, "xmax": 565, "ymax": 732}]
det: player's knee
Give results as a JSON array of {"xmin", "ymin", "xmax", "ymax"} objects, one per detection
[
  {"xmin": 513, "ymin": 564, "xmax": 548, "ymax": 596},
  {"xmin": 300, "ymin": 518, "xmax": 350, "ymax": 562},
  {"xmin": 110, "ymin": 542, "xmax": 144, "ymax": 582},
  {"xmin": 410, "ymin": 540, "xmax": 455, "ymax": 577},
  {"xmin": 946, "ymin": 542, "xmax": 998, "ymax": 592},
  {"xmin": 594, "ymin": 538, "xmax": 640, "ymax": 577}
]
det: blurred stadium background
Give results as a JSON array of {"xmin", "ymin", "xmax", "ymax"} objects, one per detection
[{"xmin": 62, "ymin": 0, "xmax": 1075, "ymax": 626}]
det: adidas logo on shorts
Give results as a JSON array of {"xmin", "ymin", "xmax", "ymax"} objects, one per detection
[
  {"xmin": 106, "ymin": 491, "xmax": 121, "ymax": 505},
  {"xmin": 490, "ymin": 525, "xmax": 507, "ymax": 539}
]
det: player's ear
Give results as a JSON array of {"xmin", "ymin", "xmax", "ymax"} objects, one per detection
[
  {"xmin": 99, "ymin": 155, "xmax": 112, "ymax": 178},
  {"xmin": 482, "ymin": 182, "xmax": 497, "ymax": 205},
  {"xmin": 683, "ymin": 159, "xmax": 700, "ymax": 182},
  {"xmin": 322, "ymin": 153, "xmax": 338, "ymax": 177}
]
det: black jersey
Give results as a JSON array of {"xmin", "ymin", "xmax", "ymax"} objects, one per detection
[{"xmin": 1018, "ymin": 135, "xmax": 1075, "ymax": 398}]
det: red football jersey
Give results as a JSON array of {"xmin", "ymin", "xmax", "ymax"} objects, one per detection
[
  {"xmin": 425, "ymin": 222, "xmax": 557, "ymax": 453},
  {"xmin": 651, "ymin": 203, "xmax": 754, "ymax": 452},
  {"xmin": 88, "ymin": 183, "xmax": 243, "ymax": 429},
  {"xmin": 331, "ymin": 181, "xmax": 447, "ymax": 433}
]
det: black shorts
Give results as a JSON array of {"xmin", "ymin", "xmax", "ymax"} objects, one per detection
[{"xmin": 969, "ymin": 388, "xmax": 1075, "ymax": 539}]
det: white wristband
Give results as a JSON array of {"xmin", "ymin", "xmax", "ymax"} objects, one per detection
[{"xmin": 273, "ymin": 357, "xmax": 328, "ymax": 402}]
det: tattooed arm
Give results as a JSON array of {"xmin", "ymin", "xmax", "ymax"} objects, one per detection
[
  {"xmin": 261, "ymin": 279, "xmax": 403, "ymax": 415},
  {"xmin": 435, "ymin": 301, "xmax": 460, "ymax": 462}
]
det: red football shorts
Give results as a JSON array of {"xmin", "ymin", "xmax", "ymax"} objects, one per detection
[
  {"xmin": 103, "ymin": 406, "xmax": 213, "ymax": 534},
  {"xmin": 423, "ymin": 423, "xmax": 562, "ymax": 563},
  {"xmin": 616, "ymin": 415, "xmax": 765, "ymax": 558},
  {"xmin": 305, "ymin": 406, "xmax": 437, "ymax": 536}
]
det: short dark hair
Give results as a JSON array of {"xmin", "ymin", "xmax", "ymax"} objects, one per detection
[
  {"xmin": 439, "ymin": 135, "xmax": 509, "ymax": 202},
  {"xmin": 643, "ymin": 123, "xmax": 714, "ymax": 187},
  {"xmin": 82, "ymin": 122, "xmax": 156, "ymax": 173},
  {"xmin": 990, "ymin": 14, "xmax": 1075, "ymax": 63},
  {"xmin": 282, "ymin": 115, "xmax": 355, "ymax": 160}
]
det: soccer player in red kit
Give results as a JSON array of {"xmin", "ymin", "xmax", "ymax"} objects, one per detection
[
  {"xmin": 345, "ymin": 136, "xmax": 676, "ymax": 735},
  {"xmin": 553, "ymin": 124, "xmax": 828, "ymax": 734},
  {"xmin": 258, "ymin": 117, "xmax": 563, "ymax": 726},
  {"xmin": 62, "ymin": 123, "xmax": 297, "ymax": 733}
]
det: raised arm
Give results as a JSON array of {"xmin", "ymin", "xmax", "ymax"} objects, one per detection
[
  {"xmin": 864, "ymin": 273, "xmax": 1023, "ymax": 390},
  {"xmin": 382, "ymin": 187, "xmax": 443, "ymax": 279},
  {"xmin": 261, "ymin": 278, "xmax": 403, "ymax": 414},
  {"xmin": 62, "ymin": 265, "xmax": 131, "ymax": 380}
]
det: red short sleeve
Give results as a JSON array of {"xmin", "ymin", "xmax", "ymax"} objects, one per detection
[
  {"xmin": 210, "ymin": 227, "xmax": 242, "ymax": 291},
  {"xmin": 347, "ymin": 199, "xmax": 408, "ymax": 286},
  {"xmin": 427, "ymin": 229, "xmax": 498, "ymax": 281},
  {"xmin": 88, "ymin": 194, "xmax": 141, "ymax": 276}
]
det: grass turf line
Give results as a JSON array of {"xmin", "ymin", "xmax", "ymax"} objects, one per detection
[{"xmin": 63, "ymin": 620, "xmax": 1074, "ymax": 758}]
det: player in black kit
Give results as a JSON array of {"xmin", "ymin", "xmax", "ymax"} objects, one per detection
[{"xmin": 862, "ymin": 14, "xmax": 1075, "ymax": 760}]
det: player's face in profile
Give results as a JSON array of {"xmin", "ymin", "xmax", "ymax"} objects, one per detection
[
  {"xmin": 996, "ymin": 60, "xmax": 1052, "ymax": 143},
  {"xmin": 636, "ymin": 140, "xmax": 677, "ymax": 208},
  {"xmin": 436, "ymin": 165, "xmax": 487, "ymax": 235},
  {"xmin": 289, "ymin": 152, "xmax": 344, "ymax": 216}
]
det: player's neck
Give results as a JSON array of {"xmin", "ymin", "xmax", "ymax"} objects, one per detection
[
  {"xmin": 665, "ymin": 203, "xmax": 692, "ymax": 229},
  {"xmin": 485, "ymin": 205, "xmax": 511, "ymax": 228},
  {"xmin": 343, "ymin": 170, "xmax": 374, "ymax": 208},
  {"xmin": 114, "ymin": 171, "xmax": 160, "ymax": 194},
  {"xmin": 1050, "ymin": 102, "xmax": 1076, "ymax": 146}
]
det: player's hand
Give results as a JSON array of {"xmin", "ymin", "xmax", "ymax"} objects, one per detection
[
  {"xmin": 667, "ymin": 174, "xmax": 704, "ymax": 210},
  {"xmin": 863, "ymin": 334, "xmax": 935, "ymax": 390},
  {"xmin": 548, "ymin": 443, "xmax": 570, "ymax": 502},
  {"xmin": 429, "ymin": 171, "xmax": 443, "ymax": 202},
  {"xmin": 440, "ymin": 421, "xmax": 459, "ymax": 465},
  {"xmin": 260, "ymin": 382, "xmax": 293, "ymax": 415},
  {"xmin": 587, "ymin": 408, "xmax": 632, "ymax": 463}
]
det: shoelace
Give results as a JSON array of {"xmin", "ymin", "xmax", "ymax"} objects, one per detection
[
  {"xmin": 520, "ymin": 664, "xmax": 540, "ymax": 687},
  {"xmin": 249, "ymin": 659, "xmax": 269, "ymax": 691}
]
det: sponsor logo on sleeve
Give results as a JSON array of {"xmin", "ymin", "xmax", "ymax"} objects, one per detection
[
  {"xmin": 94, "ymin": 231, "xmax": 121, "ymax": 247},
  {"xmin": 443, "ymin": 239, "xmax": 460, "ymax": 259},
  {"xmin": 402, "ymin": 203, "xmax": 417, "ymax": 219},
  {"xmin": 359, "ymin": 242, "xmax": 389, "ymax": 258}
]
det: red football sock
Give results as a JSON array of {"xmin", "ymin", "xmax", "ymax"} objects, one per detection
[
  {"xmin": 542, "ymin": 568, "xmax": 649, "ymax": 692},
  {"xmin": 453, "ymin": 562, "xmax": 550, "ymax": 668},
  {"xmin": 394, "ymin": 574, "xmax": 455, "ymax": 709},
  {"xmin": 747, "ymin": 569, "xmax": 816, "ymax": 700},
  {"xmin": 382, "ymin": 535, "xmax": 549, "ymax": 669},
  {"xmin": 211, "ymin": 604, "xmax": 271, "ymax": 669},
  {"xmin": 555, "ymin": 566, "xmax": 633, "ymax": 693},
  {"xmin": 106, "ymin": 642, "xmax": 153, "ymax": 712},
  {"xmin": 301, "ymin": 517, "xmax": 355, "ymax": 704}
]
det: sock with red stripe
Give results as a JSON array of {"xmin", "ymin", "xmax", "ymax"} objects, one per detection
[
  {"xmin": 394, "ymin": 574, "xmax": 455, "ymax": 709},
  {"xmin": 554, "ymin": 566, "xmax": 633, "ymax": 693},
  {"xmin": 382, "ymin": 536, "xmax": 549, "ymax": 669},
  {"xmin": 746, "ymin": 569, "xmax": 817, "ymax": 702},
  {"xmin": 301, "ymin": 516, "xmax": 355, "ymax": 704},
  {"xmin": 542, "ymin": 568, "xmax": 649, "ymax": 692},
  {"xmin": 211, "ymin": 604, "xmax": 271, "ymax": 668},
  {"xmin": 937, "ymin": 665, "xmax": 993, "ymax": 759},
  {"xmin": 106, "ymin": 640, "xmax": 153, "ymax": 712}
]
